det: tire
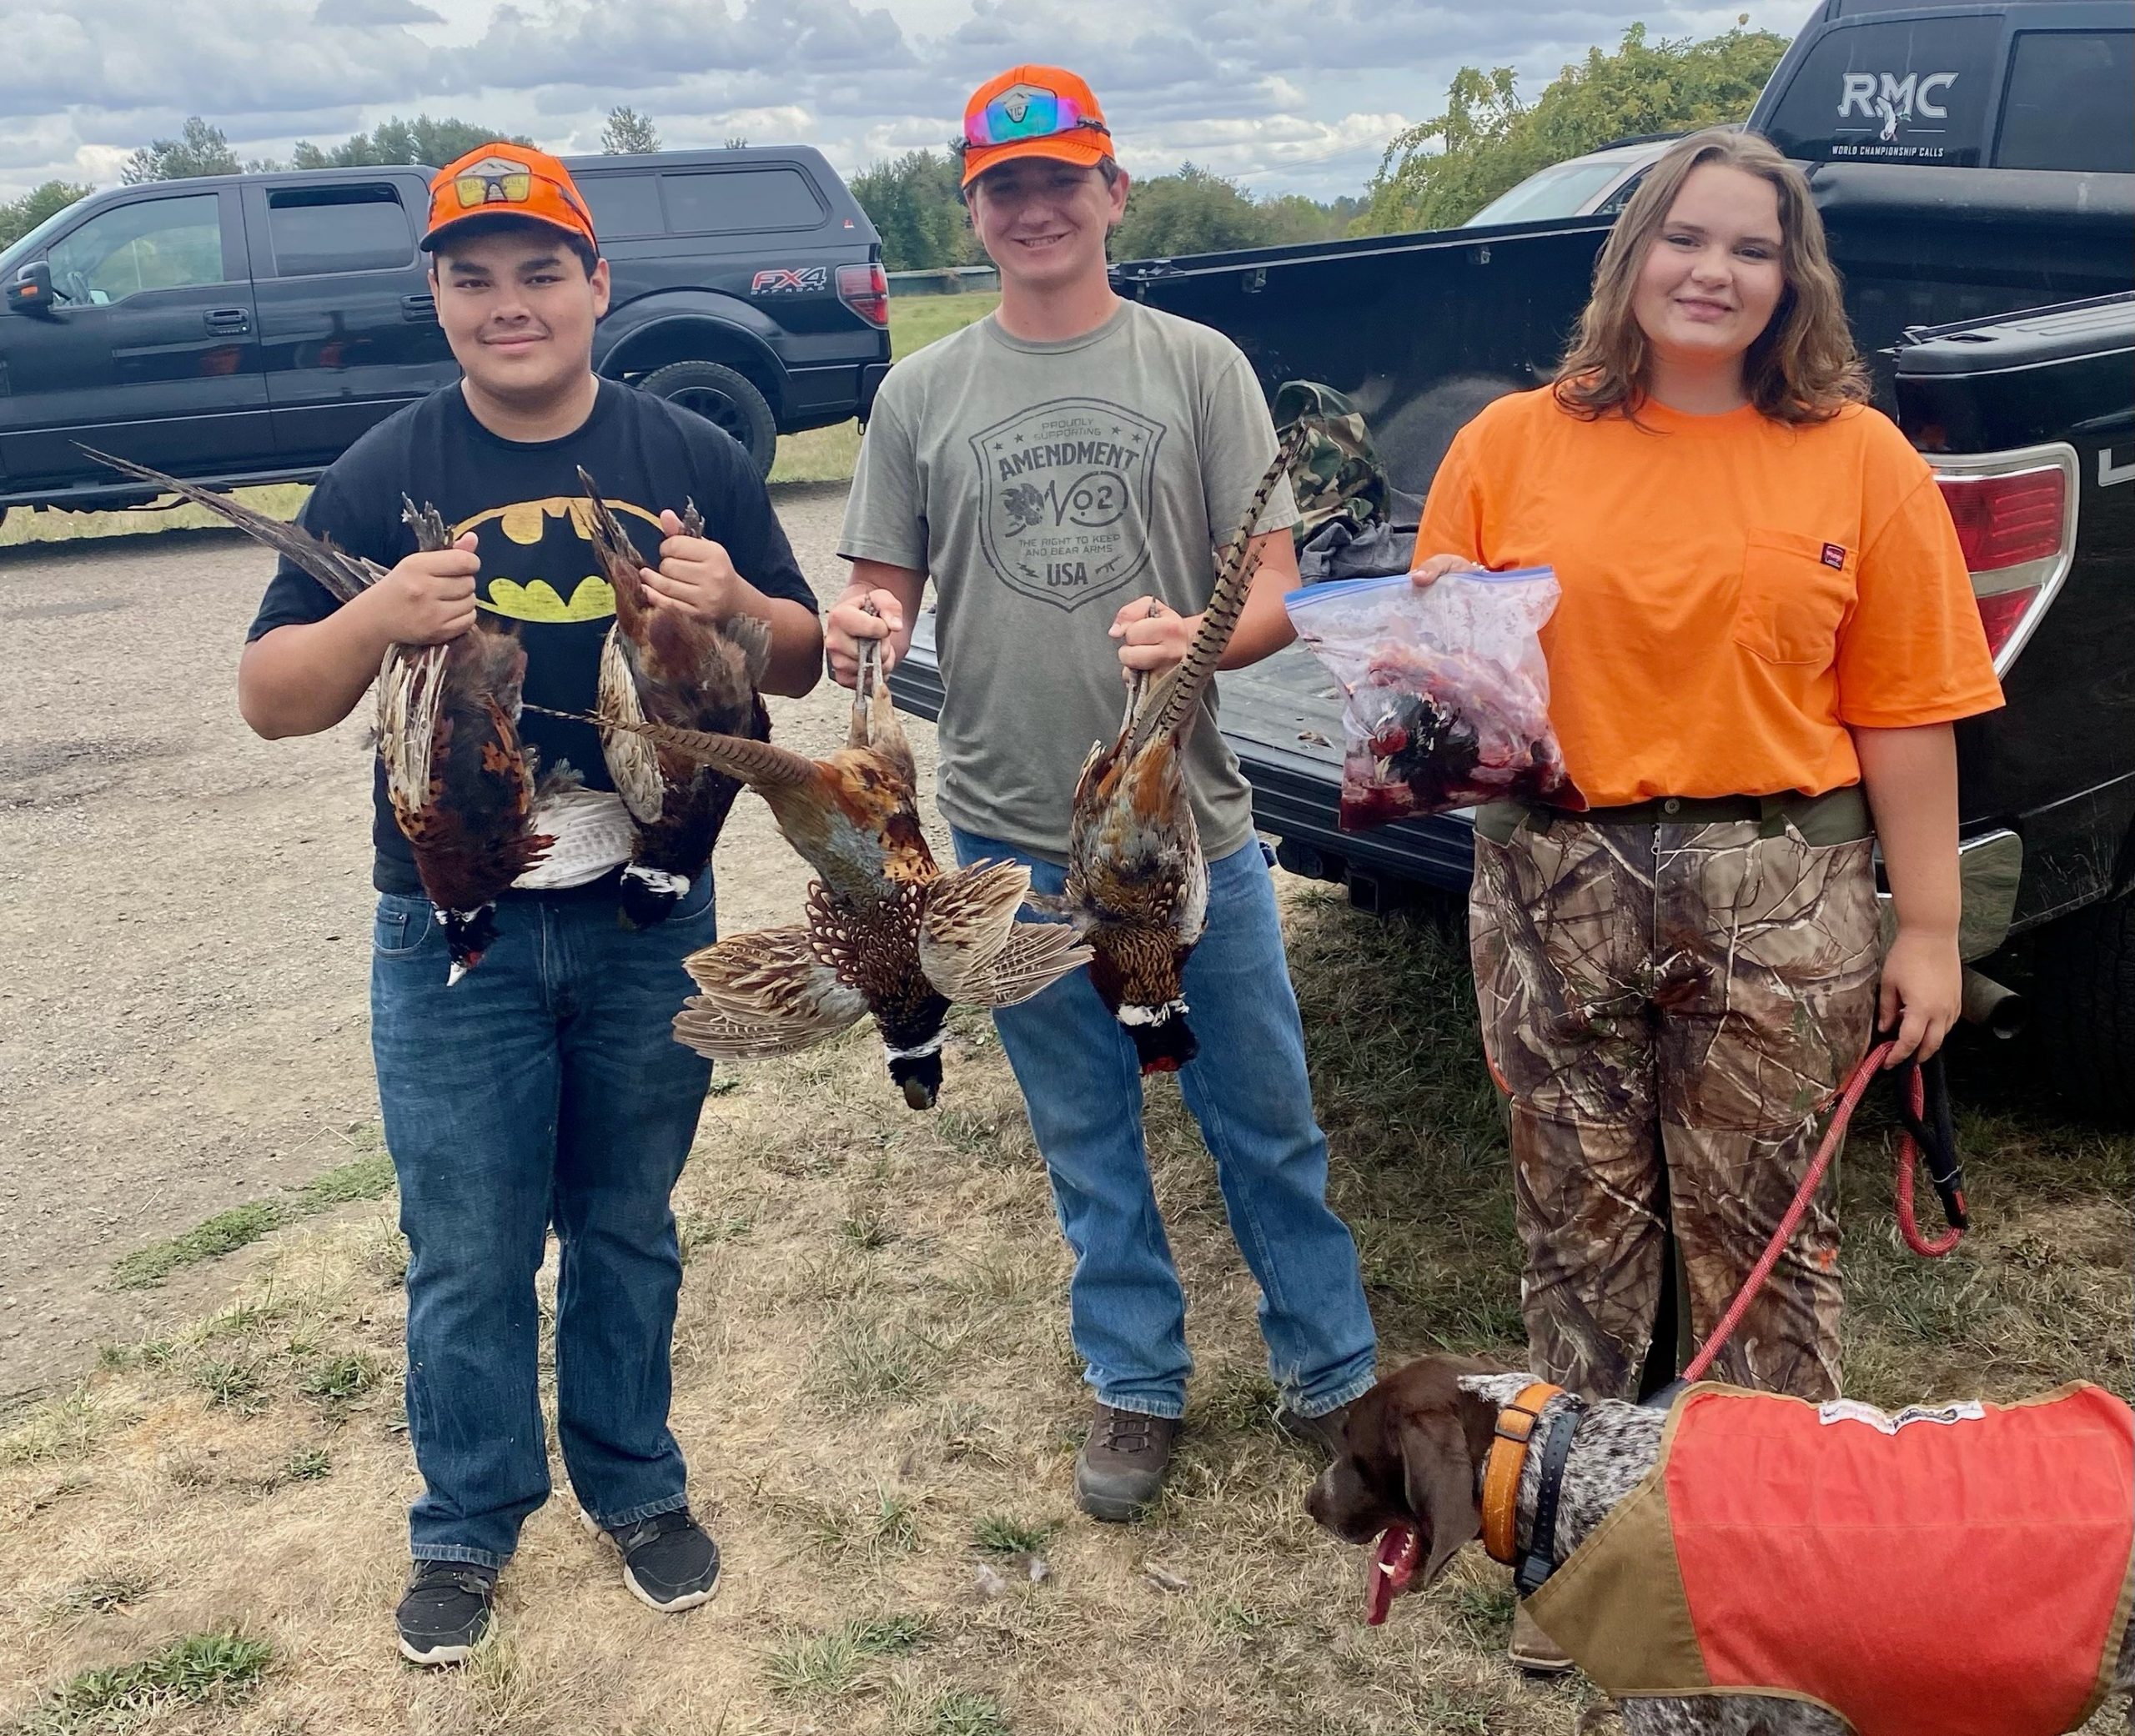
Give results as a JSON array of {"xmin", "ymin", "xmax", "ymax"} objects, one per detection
[
  {"xmin": 637, "ymin": 360, "xmax": 777, "ymax": 479},
  {"xmin": 2031, "ymin": 891, "xmax": 2135, "ymax": 1125}
]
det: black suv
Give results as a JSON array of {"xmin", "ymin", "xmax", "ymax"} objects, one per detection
[{"xmin": 0, "ymin": 146, "xmax": 888, "ymax": 505}]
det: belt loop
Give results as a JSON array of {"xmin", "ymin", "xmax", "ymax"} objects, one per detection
[{"xmin": 1757, "ymin": 794, "xmax": 1789, "ymax": 840}]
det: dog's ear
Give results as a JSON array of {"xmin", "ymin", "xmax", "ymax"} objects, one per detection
[{"xmin": 1390, "ymin": 1402, "xmax": 1485, "ymax": 1588}]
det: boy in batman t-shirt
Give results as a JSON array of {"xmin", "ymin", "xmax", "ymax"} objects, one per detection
[{"xmin": 242, "ymin": 144, "xmax": 821, "ymax": 1663}]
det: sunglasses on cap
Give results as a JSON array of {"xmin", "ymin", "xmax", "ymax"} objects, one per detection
[
  {"xmin": 450, "ymin": 164, "xmax": 592, "ymax": 226},
  {"xmin": 959, "ymin": 83, "xmax": 1111, "ymax": 153}
]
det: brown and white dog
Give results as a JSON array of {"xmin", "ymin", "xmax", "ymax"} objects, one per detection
[{"xmin": 1307, "ymin": 1356, "xmax": 2135, "ymax": 1736}]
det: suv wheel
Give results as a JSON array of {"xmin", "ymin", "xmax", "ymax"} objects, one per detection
[
  {"xmin": 2031, "ymin": 891, "xmax": 2135, "ymax": 1125},
  {"xmin": 638, "ymin": 360, "xmax": 777, "ymax": 479}
]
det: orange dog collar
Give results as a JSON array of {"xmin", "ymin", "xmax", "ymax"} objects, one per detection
[{"xmin": 1481, "ymin": 1381, "xmax": 1563, "ymax": 1567}]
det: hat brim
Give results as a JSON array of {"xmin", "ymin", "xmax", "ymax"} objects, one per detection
[
  {"xmin": 420, "ymin": 209, "xmax": 592, "ymax": 253},
  {"xmin": 959, "ymin": 133, "xmax": 1111, "ymax": 189}
]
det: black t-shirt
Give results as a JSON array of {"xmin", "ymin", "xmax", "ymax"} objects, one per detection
[{"xmin": 247, "ymin": 380, "xmax": 816, "ymax": 895}]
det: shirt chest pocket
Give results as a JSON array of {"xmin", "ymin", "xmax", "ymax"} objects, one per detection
[{"xmin": 1732, "ymin": 528, "xmax": 1855, "ymax": 665}]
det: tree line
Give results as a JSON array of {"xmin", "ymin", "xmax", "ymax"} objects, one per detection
[{"xmin": 3, "ymin": 25, "xmax": 1788, "ymax": 257}]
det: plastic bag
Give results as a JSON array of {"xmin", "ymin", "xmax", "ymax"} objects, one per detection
[{"xmin": 1285, "ymin": 566, "xmax": 1584, "ymax": 830}]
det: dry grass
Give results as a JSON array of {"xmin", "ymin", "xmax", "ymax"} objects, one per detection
[{"xmin": 1, "ymin": 888, "xmax": 2127, "ymax": 1733}]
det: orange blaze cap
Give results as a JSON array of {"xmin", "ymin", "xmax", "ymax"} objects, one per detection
[
  {"xmin": 958, "ymin": 65, "xmax": 1113, "ymax": 189},
  {"xmin": 423, "ymin": 143, "xmax": 598, "ymax": 253}
]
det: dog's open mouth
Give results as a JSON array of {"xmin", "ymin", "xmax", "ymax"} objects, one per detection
[{"xmin": 1364, "ymin": 1522, "xmax": 1421, "ymax": 1625}]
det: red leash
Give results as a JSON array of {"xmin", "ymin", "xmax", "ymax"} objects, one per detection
[{"xmin": 1685, "ymin": 1039, "xmax": 1964, "ymax": 1383}]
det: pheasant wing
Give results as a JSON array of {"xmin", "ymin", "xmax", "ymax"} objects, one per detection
[
  {"xmin": 672, "ymin": 926, "xmax": 869, "ymax": 1059},
  {"xmin": 375, "ymin": 642, "xmax": 449, "ymax": 821},
  {"xmin": 917, "ymin": 860, "xmax": 1046, "ymax": 1001},
  {"xmin": 597, "ymin": 628, "xmax": 666, "ymax": 823},
  {"xmin": 952, "ymin": 920, "xmax": 1092, "ymax": 1009}
]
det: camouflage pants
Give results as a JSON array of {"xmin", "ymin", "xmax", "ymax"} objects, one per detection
[{"xmin": 1469, "ymin": 805, "xmax": 1881, "ymax": 1402}]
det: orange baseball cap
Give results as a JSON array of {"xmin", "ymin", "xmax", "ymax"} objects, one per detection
[
  {"xmin": 958, "ymin": 66, "xmax": 1113, "ymax": 188},
  {"xmin": 423, "ymin": 143, "xmax": 598, "ymax": 253}
]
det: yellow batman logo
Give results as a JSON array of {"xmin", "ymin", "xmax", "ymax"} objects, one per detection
[
  {"xmin": 480, "ymin": 576, "xmax": 616, "ymax": 622},
  {"xmin": 455, "ymin": 496, "xmax": 662, "ymax": 546}
]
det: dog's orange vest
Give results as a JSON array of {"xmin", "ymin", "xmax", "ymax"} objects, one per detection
[{"xmin": 1524, "ymin": 1383, "xmax": 2135, "ymax": 1735}]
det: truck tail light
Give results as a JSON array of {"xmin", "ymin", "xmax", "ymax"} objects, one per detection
[
  {"xmin": 1931, "ymin": 445, "xmax": 2078, "ymax": 674},
  {"xmin": 837, "ymin": 262, "xmax": 889, "ymax": 329}
]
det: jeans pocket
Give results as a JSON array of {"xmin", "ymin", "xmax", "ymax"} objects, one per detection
[{"xmin": 373, "ymin": 896, "xmax": 436, "ymax": 960}]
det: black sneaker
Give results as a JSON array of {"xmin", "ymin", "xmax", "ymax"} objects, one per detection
[
  {"xmin": 585, "ymin": 1506, "xmax": 721, "ymax": 1612},
  {"xmin": 395, "ymin": 1560, "xmax": 496, "ymax": 1665}
]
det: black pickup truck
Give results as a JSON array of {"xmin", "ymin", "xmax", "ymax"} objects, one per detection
[
  {"xmin": 0, "ymin": 146, "xmax": 889, "ymax": 499},
  {"xmin": 890, "ymin": 0, "xmax": 2135, "ymax": 1118}
]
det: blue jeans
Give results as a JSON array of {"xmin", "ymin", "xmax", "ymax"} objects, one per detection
[
  {"xmin": 369, "ymin": 875, "xmax": 716, "ymax": 1568},
  {"xmin": 952, "ymin": 830, "xmax": 1376, "ymax": 1420}
]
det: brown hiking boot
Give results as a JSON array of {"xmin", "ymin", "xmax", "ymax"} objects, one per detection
[
  {"xmin": 1074, "ymin": 1403, "xmax": 1179, "ymax": 1523},
  {"xmin": 1276, "ymin": 1402, "xmax": 1351, "ymax": 1458},
  {"xmin": 1509, "ymin": 1603, "xmax": 1575, "ymax": 1674}
]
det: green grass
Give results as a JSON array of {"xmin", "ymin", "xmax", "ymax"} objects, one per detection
[
  {"xmin": 11, "ymin": 1632, "xmax": 271, "ymax": 1734},
  {"xmin": 763, "ymin": 1613, "xmax": 931, "ymax": 1698},
  {"xmin": 928, "ymin": 1689, "xmax": 1013, "ymax": 1736},
  {"xmin": 108, "ymin": 1150, "xmax": 399, "ymax": 1291},
  {"xmin": 971, "ymin": 1514, "xmax": 1059, "ymax": 1557},
  {"xmin": 888, "ymin": 292, "xmax": 999, "ymax": 359},
  {"xmin": 296, "ymin": 1352, "xmax": 381, "ymax": 1403},
  {"xmin": 110, "ymin": 1204, "xmax": 285, "ymax": 1292},
  {"xmin": 769, "ymin": 292, "xmax": 998, "ymax": 487},
  {"xmin": 0, "ymin": 484, "xmax": 307, "ymax": 547}
]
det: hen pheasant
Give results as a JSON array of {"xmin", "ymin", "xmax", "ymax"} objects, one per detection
[
  {"xmin": 1042, "ymin": 439, "xmax": 1299, "ymax": 1074},
  {"xmin": 575, "ymin": 468, "xmax": 771, "ymax": 927},
  {"xmin": 575, "ymin": 621, "xmax": 1090, "ymax": 1108},
  {"xmin": 87, "ymin": 449, "xmax": 550, "ymax": 982}
]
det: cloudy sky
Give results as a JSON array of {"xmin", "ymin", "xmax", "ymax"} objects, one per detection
[{"xmin": 6, "ymin": 0, "xmax": 1816, "ymax": 204}]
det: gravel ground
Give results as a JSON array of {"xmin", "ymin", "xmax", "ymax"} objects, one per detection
[{"xmin": 0, "ymin": 479, "xmax": 919, "ymax": 1408}]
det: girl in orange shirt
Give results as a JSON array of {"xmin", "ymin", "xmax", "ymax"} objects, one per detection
[{"xmin": 1414, "ymin": 132, "xmax": 2002, "ymax": 1430}]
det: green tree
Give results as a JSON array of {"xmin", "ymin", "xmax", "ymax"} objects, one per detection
[
  {"xmin": 601, "ymin": 107, "xmax": 661, "ymax": 155},
  {"xmin": 849, "ymin": 149, "xmax": 969, "ymax": 271},
  {"xmin": 1361, "ymin": 22, "xmax": 1789, "ymax": 233},
  {"xmin": 0, "ymin": 180, "xmax": 93, "ymax": 249},
  {"xmin": 121, "ymin": 117, "xmax": 243, "ymax": 183},
  {"xmin": 1110, "ymin": 163, "xmax": 1274, "ymax": 259},
  {"xmin": 289, "ymin": 116, "xmax": 533, "ymax": 171}
]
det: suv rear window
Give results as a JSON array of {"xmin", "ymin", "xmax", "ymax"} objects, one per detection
[
  {"xmin": 1763, "ymin": 15, "xmax": 1998, "ymax": 164},
  {"xmin": 1994, "ymin": 31, "xmax": 2134, "ymax": 173},
  {"xmin": 575, "ymin": 174, "xmax": 665, "ymax": 240},
  {"xmin": 660, "ymin": 168, "xmax": 823, "ymax": 234},
  {"xmin": 268, "ymin": 185, "xmax": 414, "ymax": 275}
]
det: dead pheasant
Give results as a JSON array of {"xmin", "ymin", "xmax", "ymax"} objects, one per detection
[
  {"xmin": 1041, "ymin": 438, "xmax": 1299, "ymax": 1074},
  {"xmin": 84, "ymin": 448, "xmax": 550, "ymax": 982},
  {"xmin": 565, "ymin": 619, "xmax": 1090, "ymax": 1108},
  {"xmin": 576, "ymin": 467, "xmax": 771, "ymax": 927}
]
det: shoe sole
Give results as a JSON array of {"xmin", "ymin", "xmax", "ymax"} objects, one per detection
[
  {"xmin": 398, "ymin": 1636, "xmax": 478, "ymax": 1667},
  {"xmin": 578, "ymin": 1506, "xmax": 720, "ymax": 1613}
]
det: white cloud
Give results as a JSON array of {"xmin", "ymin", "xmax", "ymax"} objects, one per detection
[{"xmin": 0, "ymin": 0, "xmax": 1819, "ymax": 202}]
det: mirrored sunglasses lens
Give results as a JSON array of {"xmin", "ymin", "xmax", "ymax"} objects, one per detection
[{"xmin": 982, "ymin": 90, "xmax": 1061, "ymax": 143}]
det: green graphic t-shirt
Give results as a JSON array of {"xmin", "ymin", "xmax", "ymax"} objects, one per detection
[{"xmin": 838, "ymin": 302, "xmax": 1298, "ymax": 865}]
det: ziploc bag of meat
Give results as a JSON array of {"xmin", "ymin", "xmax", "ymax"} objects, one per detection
[{"xmin": 1285, "ymin": 567, "xmax": 1584, "ymax": 829}]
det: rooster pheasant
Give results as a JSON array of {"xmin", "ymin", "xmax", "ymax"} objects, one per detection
[
  {"xmin": 87, "ymin": 449, "xmax": 550, "ymax": 982},
  {"xmin": 576, "ymin": 468, "xmax": 771, "ymax": 927},
  {"xmin": 570, "ymin": 621, "xmax": 1090, "ymax": 1108},
  {"xmin": 1040, "ymin": 439, "xmax": 1299, "ymax": 1074}
]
